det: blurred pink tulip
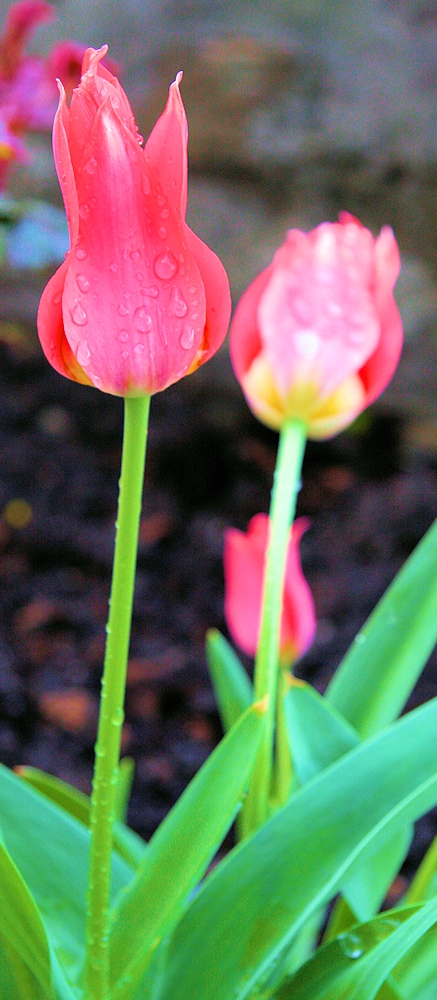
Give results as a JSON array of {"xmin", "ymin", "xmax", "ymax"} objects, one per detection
[
  {"xmin": 230, "ymin": 214, "xmax": 403, "ymax": 439},
  {"xmin": 37, "ymin": 47, "xmax": 231, "ymax": 395},
  {"xmin": 224, "ymin": 513, "xmax": 316, "ymax": 663}
]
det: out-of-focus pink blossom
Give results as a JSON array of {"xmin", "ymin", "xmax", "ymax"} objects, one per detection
[
  {"xmin": 224, "ymin": 513, "xmax": 316, "ymax": 664},
  {"xmin": 37, "ymin": 47, "xmax": 231, "ymax": 395},
  {"xmin": 230, "ymin": 214, "xmax": 403, "ymax": 439}
]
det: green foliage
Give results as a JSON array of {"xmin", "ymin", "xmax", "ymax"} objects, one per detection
[{"xmin": 206, "ymin": 628, "xmax": 253, "ymax": 731}]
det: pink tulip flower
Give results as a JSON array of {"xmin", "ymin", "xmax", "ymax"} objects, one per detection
[
  {"xmin": 230, "ymin": 214, "xmax": 403, "ymax": 439},
  {"xmin": 37, "ymin": 46, "xmax": 231, "ymax": 395},
  {"xmin": 224, "ymin": 513, "xmax": 316, "ymax": 663}
]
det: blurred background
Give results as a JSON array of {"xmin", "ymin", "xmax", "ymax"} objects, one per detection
[{"xmin": 0, "ymin": 0, "xmax": 437, "ymax": 871}]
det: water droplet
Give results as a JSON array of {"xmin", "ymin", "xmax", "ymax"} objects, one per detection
[
  {"xmin": 76, "ymin": 274, "xmax": 90, "ymax": 293},
  {"xmin": 79, "ymin": 203, "xmax": 90, "ymax": 219},
  {"xmin": 191, "ymin": 312, "xmax": 198, "ymax": 320},
  {"xmin": 85, "ymin": 156, "xmax": 98, "ymax": 174},
  {"xmin": 189, "ymin": 286, "xmax": 196, "ymax": 293},
  {"xmin": 130, "ymin": 250, "xmax": 141, "ymax": 262},
  {"xmin": 134, "ymin": 307, "xmax": 152, "ymax": 334},
  {"xmin": 75, "ymin": 247, "xmax": 87, "ymax": 261},
  {"xmin": 53, "ymin": 291, "xmax": 62, "ymax": 305},
  {"xmin": 119, "ymin": 330, "xmax": 129, "ymax": 342},
  {"xmin": 121, "ymin": 350, "xmax": 129, "ymax": 359},
  {"xmin": 142, "ymin": 174, "xmax": 151, "ymax": 196},
  {"xmin": 142, "ymin": 285, "xmax": 159, "ymax": 298},
  {"xmin": 110, "ymin": 262, "xmax": 118, "ymax": 273},
  {"xmin": 154, "ymin": 250, "xmax": 178, "ymax": 280},
  {"xmin": 170, "ymin": 286, "xmax": 188, "ymax": 318},
  {"xmin": 160, "ymin": 208, "xmax": 170, "ymax": 219},
  {"xmin": 134, "ymin": 342, "xmax": 145, "ymax": 354},
  {"xmin": 136, "ymin": 273, "xmax": 144, "ymax": 282},
  {"xmin": 295, "ymin": 329, "xmax": 320, "ymax": 359},
  {"xmin": 77, "ymin": 342, "xmax": 91, "ymax": 366},
  {"xmin": 158, "ymin": 226, "xmax": 168, "ymax": 240},
  {"xmin": 355, "ymin": 633, "xmax": 366, "ymax": 646},
  {"xmin": 156, "ymin": 193, "xmax": 166, "ymax": 206},
  {"xmin": 180, "ymin": 325, "xmax": 195, "ymax": 349},
  {"xmin": 338, "ymin": 932, "xmax": 362, "ymax": 959},
  {"xmin": 117, "ymin": 303, "xmax": 129, "ymax": 317},
  {"xmin": 373, "ymin": 917, "xmax": 400, "ymax": 943},
  {"xmin": 70, "ymin": 303, "xmax": 88, "ymax": 326},
  {"xmin": 127, "ymin": 144, "xmax": 137, "ymax": 161}
]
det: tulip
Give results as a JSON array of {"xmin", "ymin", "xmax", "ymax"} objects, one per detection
[
  {"xmin": 224, "ymin": 513, "xmax": 316, "ymax": 664},
  {"xmin": 230, "ymin": 214, "xmax": 403, "ymax": 439},
  {"xmin": 37, "ymin": 46, "xmax": 231, "ymax": 396}
]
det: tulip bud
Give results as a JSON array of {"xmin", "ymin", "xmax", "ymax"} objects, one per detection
[
  {"xmin": 37, "ymin": 46, "xmax": 231, "ymax": 396},
  {"xmin": 224, "ymin": 513, "xmax": 316, "ymax": 664},
  {"xmin": 230, "ymin": 214, "xmax": 403, "ymax": 439}
]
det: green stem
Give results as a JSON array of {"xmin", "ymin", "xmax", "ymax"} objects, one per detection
[
  {"xmin": 85, "ymin": 395, "xmax": 151, "ymax": 1000},
  {"xmin": 241, "ymin": 418, "xmax": 306, "ymax": 836},
  {"xmin": 270, "ymin": 669, "xmax": 294, "ymax": 808}
]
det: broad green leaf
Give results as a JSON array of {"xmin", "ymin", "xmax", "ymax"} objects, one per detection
[
  {"xmin": 326, "ymin": 517, "xmax": 437, "ymax": 737},
  {"xmin": 284, "ymin": 683, "xmax": 411, "ymax": 919},
  {"xmin": 17, "ymin": 766, "xmax": 146, "ymax": 868},
  {"xmin": 206, "ymin": 628, "xmax": 253, "ymax": 732},
  {"xmin": 273, "ymin": 901, "xmax": 437, "ymax": 1000},
  {"xmin": 375, "ymin": 981, "xmax": 406, "ymax": 1000},
  {"xmin": 393, "ymin": 924, "xmax": 437, "ymax": 1000},
  {"xmin": 0, "ymin": 844, "xmax": 52, "ymax": 998},
  {"xmin": 284, "ymin": 681, "xmax": 359, "ymax": 784},
  {"xmin": 109, "ymin": 700, "xmax": 268, "ymax": 998},
  {"xmin": 114, "ymin": 757, "xmax": 135, "ymax": 823},
  {"xmin": 0, "ymin": 933, "xmax": 49, "ymax": 1000},
  {"xmin": 0, "ymin": 765, "xmax": 133, "ymax": 990},
  {"xmin": 158, "ymin": 697, "xmax": 437, "ymax": 1000}
]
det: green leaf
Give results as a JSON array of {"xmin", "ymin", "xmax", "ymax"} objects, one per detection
[
  {"xmin": 274, "ymin": 901, "xmax": 437, "ymax": 1000},
  {"xmin": 206, "ymin": 628, "xmax": 253, "ymax": 732},
  {"xmin": 326, "ymin": 517, "xmax": 437, "ymax": 737},
  {"xmin": 284, "ymin": 681, "xmax": 360, "ymax": 785},
  {"xmin": 342, "ymin": 825, "xmax": 412, "ymax": 921},
  {"xmin": 404, "ymin": 832, "xmax": 437, "ymax": 904},
  {"xmin": 0, "ymin": 933, "xmax": 49, "ymax": 1000},
  {"xmin": 109, "ymin": 699, "xmax": 268, "ymax": 999},
  {"xmin": 0, "ymin": 765, "xmax": 133, "ymax": 991},
  {"xmin": 114, "ymin": 757, "xmax": 135, "ymax": 823},
  {"xmin": 158, "ymin": 697, "xmax": 437, "ymax": 1000},
  {"xmin": 0, "ymin": 843, "xmax": 52, "ymax": 998},
  {"xmin": 17, "ymin": 766, "xmax": 146, "ymax": 868},
  {"xmin": 393, "ymin": 924, "xmax": 437, "ymax": 999}
]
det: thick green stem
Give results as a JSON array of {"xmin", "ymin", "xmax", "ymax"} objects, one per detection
[
  {"xmin": 241, "ymin": 418, "xmax": 306, "ymax": 836},
  {"xmin": 270, "ymin": 668, "xmax": 294, "ymax": 808},
  {"xmin": 85, "ymin": 395, "xmax": 150, "ymax": 1000}
]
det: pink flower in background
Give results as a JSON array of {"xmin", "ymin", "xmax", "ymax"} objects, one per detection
[
  {"xmin": 37, "ymin": 47, "xmax": 231, "ymax": 395},
  {"xmin": 224, "ymin": 513, "xmax": 316, "ymax": 663},
  {"xmin": 230, "ymin": 214, "xmax": 403, "ymax": 439}
]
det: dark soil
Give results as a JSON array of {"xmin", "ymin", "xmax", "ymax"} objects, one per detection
[{"xmin": 0, "ymin": 325, "xmax": 436, "ymax": 886}]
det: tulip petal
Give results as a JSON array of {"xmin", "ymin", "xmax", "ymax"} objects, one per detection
[
  {"xmin": 62, "ymin": 97, "xmax": 206, "ymax": 394},
  {"xmin": 258, "ymin": 221, "xmax": 381, "ymax": 403},
  {"xmin": 144, "ymin": 73, "xmax": 188, "ymax": 218},
  {"xmin": 359, "ymin": 226, "xmax": 403, "ymax": 405},
  {"xmin": 37, "ymin": 259, "xmax": 92, "ymax": 385},
  {"xmin": 53, "ymin": 82, "xmax": 79, "ymax": 245},
  {"xmin": 230, "ymin": 264, "xmax": 274, "ymax": 383},
  {"xmin": 183, "ymin": 225, "xmax": 231, "ymax": 370},
  {"xmin": 224, "ymin": 517, "xmax": 269, "ymax": 658}
]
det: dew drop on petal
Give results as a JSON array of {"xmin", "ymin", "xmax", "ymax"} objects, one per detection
[
  {"xmin": 294, "ymin": 329, "xmax": 320, "ymax": 359},
  {"xmin": 134, "ymin": 307, "xmax": 152, "ymax": 334},
  {"xmin": 136, "ymin": 273, "xmax": 144, "ymax": 282},
  {"xmin": 130, "ymin": 251, "xmax": 141, "ymax": 262},
  {"xmin": 77, "ymin": 342, "xmax": 91, "ymax": 366},
  {"xmin": 154, "ymin": 250, "xmax": 178, "ymax": 280},
  {"xmin": 158, "ymin": 226, "xmax": 168, "ymax": 240},
  {"xmin": 160, "ymin": 209, "xmax": 170, "ymax": 219},
  {"xmin": 79, "ymin": 203, "xmax": 90, "ymax": 219},
  {"xmin": 142, "ymin": 174, "xmax": 151, "ymax": 195},
  {"xmin": 70, "ymin": 303, "xmax": 88, "ymax": 326},
  {"xmin": 121, "ymin": 350, "xmax": 129, "ymax": 359},
  {"xmin": 134, "ymin": 342, "xmax": 145, "ymax": 354},
  {"xmin": 85, "ymin": 156, "xmax": 98, "ymax": 174},
  {"xmin": 76, "ymin": 274, "xmax": 90, "ymax": 293},
  {"xmin": 119, "ymin": 330, "xmax": 129, "ymax": 342},
  {"xmin": 142, "ymin": 285, "xmax": 159, "ymax": 298},
  {"xmin": 117, "ymin": 303, "xmax": 129, "ymax": 317},
  {"xmin": 75, "ymin": 248, "xmax": 87, "ymax": 261},
  {"xmin": 156, "ymin": 194, "xmax": 166, "ymax": 206},
  {"xmin": 110, "ymin": 262, "xmax": 118, "ymax": 273},
  {"xmin": 170, "ymin": 286, "xmax": 188, "ymax": 318},
  {"xmin": 189, "ymin": 286, "xmax": 196, "ymax": 294},
  {"xmin": 180, "ymin": 325, "xmax": 195, "ymax": 349},
  {"xmin": 53, "ymin": 291, "xmax": 62, "ymax": 305}
]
